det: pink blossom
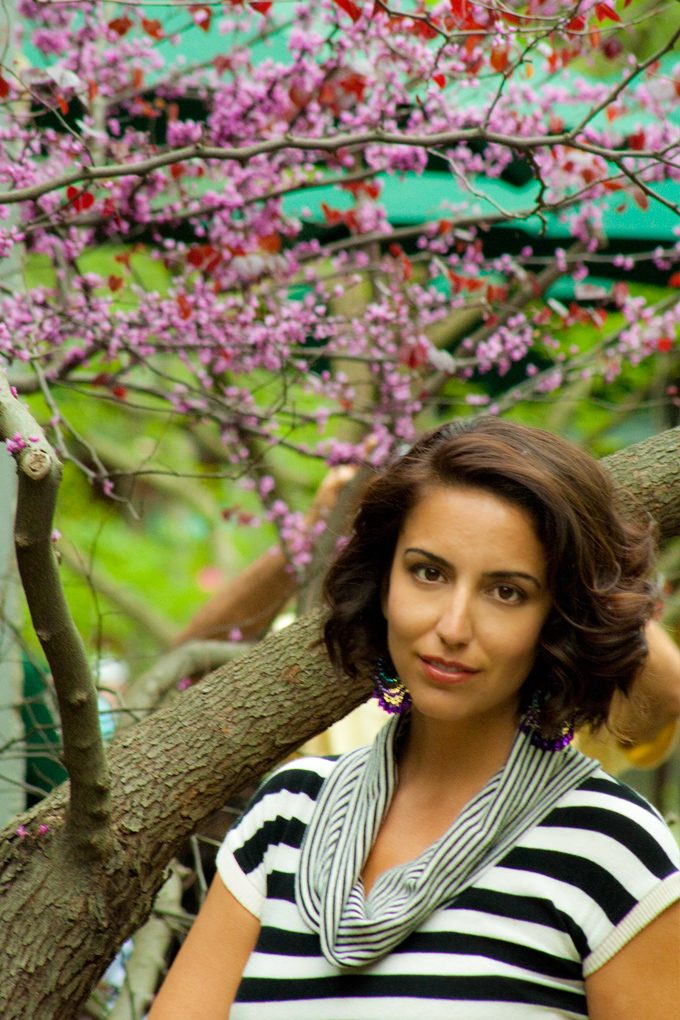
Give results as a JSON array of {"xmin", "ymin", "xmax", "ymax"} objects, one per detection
[
  {"xmin": 6, "ymin": 433, "xmax": 26, "ymax": 456},
  {"xmin": 0, "ymin": 0, "xmax": 675, "ymax": 578}
]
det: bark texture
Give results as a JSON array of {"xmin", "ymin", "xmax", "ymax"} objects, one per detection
[
  {"xmin": 604, "ymin": 426, "xmax": 680, "ymax": 543},
  {"xmin": 0, "ymin": 425, "xmax": 678, "ymax": 1017}
]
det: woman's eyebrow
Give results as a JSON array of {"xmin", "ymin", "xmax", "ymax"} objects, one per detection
[
  {"xmin": 483, "ymin": 570, "xmax": 543, "ymax": 590},
  {"xmin": 404, "ymin": 546, "xmax": 449, "ymax": 567},
  {"xmin": 404, "ymin": 548, "xmax": 543, "ymax": 589}
]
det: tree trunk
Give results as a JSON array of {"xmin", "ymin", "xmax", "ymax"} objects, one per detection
[
  {"xmin": 0, "ymin": 610, "xmax": 368, "ymax": 1017},
  {"xmin": 0, "ymin": 426, "xmax": 679, "ymax": 1017}
]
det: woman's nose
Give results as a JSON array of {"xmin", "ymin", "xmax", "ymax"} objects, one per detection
[{"xmin": 435, "ymin": 589, "xmax": 473, "ymax": 646}]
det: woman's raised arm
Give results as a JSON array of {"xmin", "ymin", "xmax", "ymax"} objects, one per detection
[
  {"xmin": 608, "ymin": 619, "xmax": 680, "ymax": 748},
  {"xmin": 147, "ymin": 875, "xmax": 260, "ymax": 1020}
]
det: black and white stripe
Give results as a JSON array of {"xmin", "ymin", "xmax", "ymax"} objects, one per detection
[{"xmin": 217, "ymin": 752, "xmax": 680, "ymax": 1019}]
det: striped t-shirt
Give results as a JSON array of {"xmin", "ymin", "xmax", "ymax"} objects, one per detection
[{"xmin": 217, "ymin": 755, "xmax": 680, "ymax": 1019}]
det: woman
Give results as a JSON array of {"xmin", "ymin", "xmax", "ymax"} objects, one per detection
[{"xmin": 149, "ymin": 418, "xmax": 680, "ymax": 1019}]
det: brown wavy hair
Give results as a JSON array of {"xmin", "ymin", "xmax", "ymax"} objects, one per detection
[{"xmin": 323, "ymin": 417, "xmax": 658, "ymax": 733}]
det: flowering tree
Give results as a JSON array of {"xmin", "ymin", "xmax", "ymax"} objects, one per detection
[{"xmin": 1, "ymin": 0, "xmax": 680, "ymax": 1015}]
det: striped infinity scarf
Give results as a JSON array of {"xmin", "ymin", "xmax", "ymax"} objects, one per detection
[{"xmin": 296, "ymin": 714, "xmax": 599, "ymax": 968}]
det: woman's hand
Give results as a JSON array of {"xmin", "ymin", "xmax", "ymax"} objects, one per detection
[
  {"xmin": 147, "ymin": 875, "xmax": 260, "ymax": 1020},
  {"xmin": 609, "ymin": 619, "xmax": 680, "ymax": 747}
]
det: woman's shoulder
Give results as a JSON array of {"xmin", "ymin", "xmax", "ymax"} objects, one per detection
[
  {"xmin": 255, "ymin": 753, "xmax": 339, "ymax": 799},
  {"xmin": 232, "ymin": 754, "xmax": 339, "ymax": 833},
  {"xmin": 537, "ymin": 766, "xmax": 680, "ymax": 872},
  {"xmin": 567, "ymin": 766, "xmax": 674, "ymax": 822},
  {"xmin": 218, "ymin": 756, "xmax": 340, "ymax": 886}
]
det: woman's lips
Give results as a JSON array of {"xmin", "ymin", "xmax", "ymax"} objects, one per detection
[{"xmin": 419, "ymin": 656, "xmax": 480, "ymax": 685}]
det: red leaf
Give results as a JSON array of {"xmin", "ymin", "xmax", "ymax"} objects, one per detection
[
  {"xmin": 258, "ymin": 233, "xmax": 281, "ymax": 254},
  {"xmin": 432, "ymin": 72, "xmax": 446, "ymax": 89},
  {"xmin": 399, "ymin": 340, "xmax": 428, "ymax": 369},
  {"xmin": 108, "ymin": 275, "xmax": 124, "ymax": 292},
  {"xmin": 626, "ymin": 129, "xmax": 646, "ymax": 151},
  {"xmin": 187, "ymin": 245, "xmax": 222, "ymax": 272},
  {"xmin": 251, "ymin": 1, "xmax": 273, "ymax": 13},
  {"xmin": 408, "ymin": 19, "xmax": 438, "ymax": 40},
  {"xmin": 190, "ymin": 6, "xmax": 212, "ymax": 32},
  {"xmin": 338, "ymin": 71, "xmax": 367, "ymax": 100},
  {"xmin": 321, "ymin": 203, "xmax": 343, "ymax": 225},
  {"xmin": 449, "ymin": 0, "xmax": 468, "ymax": 19},
  {"xmin": 0, "ymin": 75, "xmax": 9, "ymax": 99},
  {"xmin": 170, "ymin": 162, "xmax": 185, "ymax": 180},
  {"xmin": 109, "ymin": 16, "xmax": 133, "ymax": 36},
  {"xmin": 177, "ymin": 294, "xmax": 192, "ymax": 320},
  {"xmin": 141, "ymin": 18, "xmax": 164, "ymax": 39},
  {"xmin": 668, "ymin": 272, "xmax": 680, "ymax": 287},
  {"xmin": 595, "ymin": 2, "xmax": 621, "ymax": 22},
  {"xmin": 490, "ymin": 47, "xmax": 509, "ymax": 73},
  {"xmin": 566, "ymin": 15, "xmax": 586, "ymax": 32},
  {"xmin": 187, "ymin": 247, "xmax": 206, "ymax": 267},
  {"xmin": 214, "ymin": 55, "xmax": 231, "ymax": 75},
  {"xmin": 631, "ymin": 188, "xmax": 649, "ymax": 210},
  {"xmin": 657, "ymin": 337, "xmax": 673, "ymax": 353},
  {"xmin": 341, "ymin": 179, "xmax": 380, "ymax": 200},
  {"xmin": 66, "ymin": 186, "xmax": 95, "ymax": 213},
  {"xmin": 601, "ymin": 37, "xmax": 623, "ymax": 60},
  {"xmin": 333, "ymin": 0, "xmax": 362, "ymax": 22},
  {"xmin": 111, "ymin": 385, "xmax": 127, "ymax": 400},
  {"xmin": 486, "ymin": 284, "xmax": 508, "ymax": 303},
  {"xmin": 318, "ymin": 81, "xmax": 339, "ymax": 111}
]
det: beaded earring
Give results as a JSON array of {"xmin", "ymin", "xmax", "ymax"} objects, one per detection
[
  {"xmin": 373, "ymin": 658, "xmax": 412, "ymax": 715},
  {"xmin": 520, "ymin": 689, "xmax": 574, "ymax": 752}
]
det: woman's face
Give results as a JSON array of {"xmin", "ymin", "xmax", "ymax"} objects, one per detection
[{"xmin": 383, "ymin": 484, "xmax": 552, "ymax": 735}]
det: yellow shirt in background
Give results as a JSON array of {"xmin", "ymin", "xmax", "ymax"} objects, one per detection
[{"xmin": 575, "ymin": 719, "xmax": 680, "ymax": 774}]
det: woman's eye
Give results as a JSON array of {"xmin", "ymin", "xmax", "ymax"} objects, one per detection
[
  {"xmin": 413, "ymin": 564, "xmax": 443, "ymax": 583},
  {"xmin": 493, "ymin": 584, "xmax": 524, "ymax": 604}
]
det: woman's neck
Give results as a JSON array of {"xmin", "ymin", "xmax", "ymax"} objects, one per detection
[{"xmin": 397, "ymin": 710, "xmax": 519, "ymax": 796}]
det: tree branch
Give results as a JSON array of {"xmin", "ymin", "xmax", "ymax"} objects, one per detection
[
  {"xmin": 0, "ymin": 368, "xmax": 113, "ymax": 861},
  {"xmin": 121, "ymin": 639, "xmax": 245, "ymax": 724},
  {"xmin": 605, "ymin": 425, "xmax": 680, "ymax": 544},
  {"xmin": 2, "ymin": 122, "xmax": 669, "ymax": 208}
]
